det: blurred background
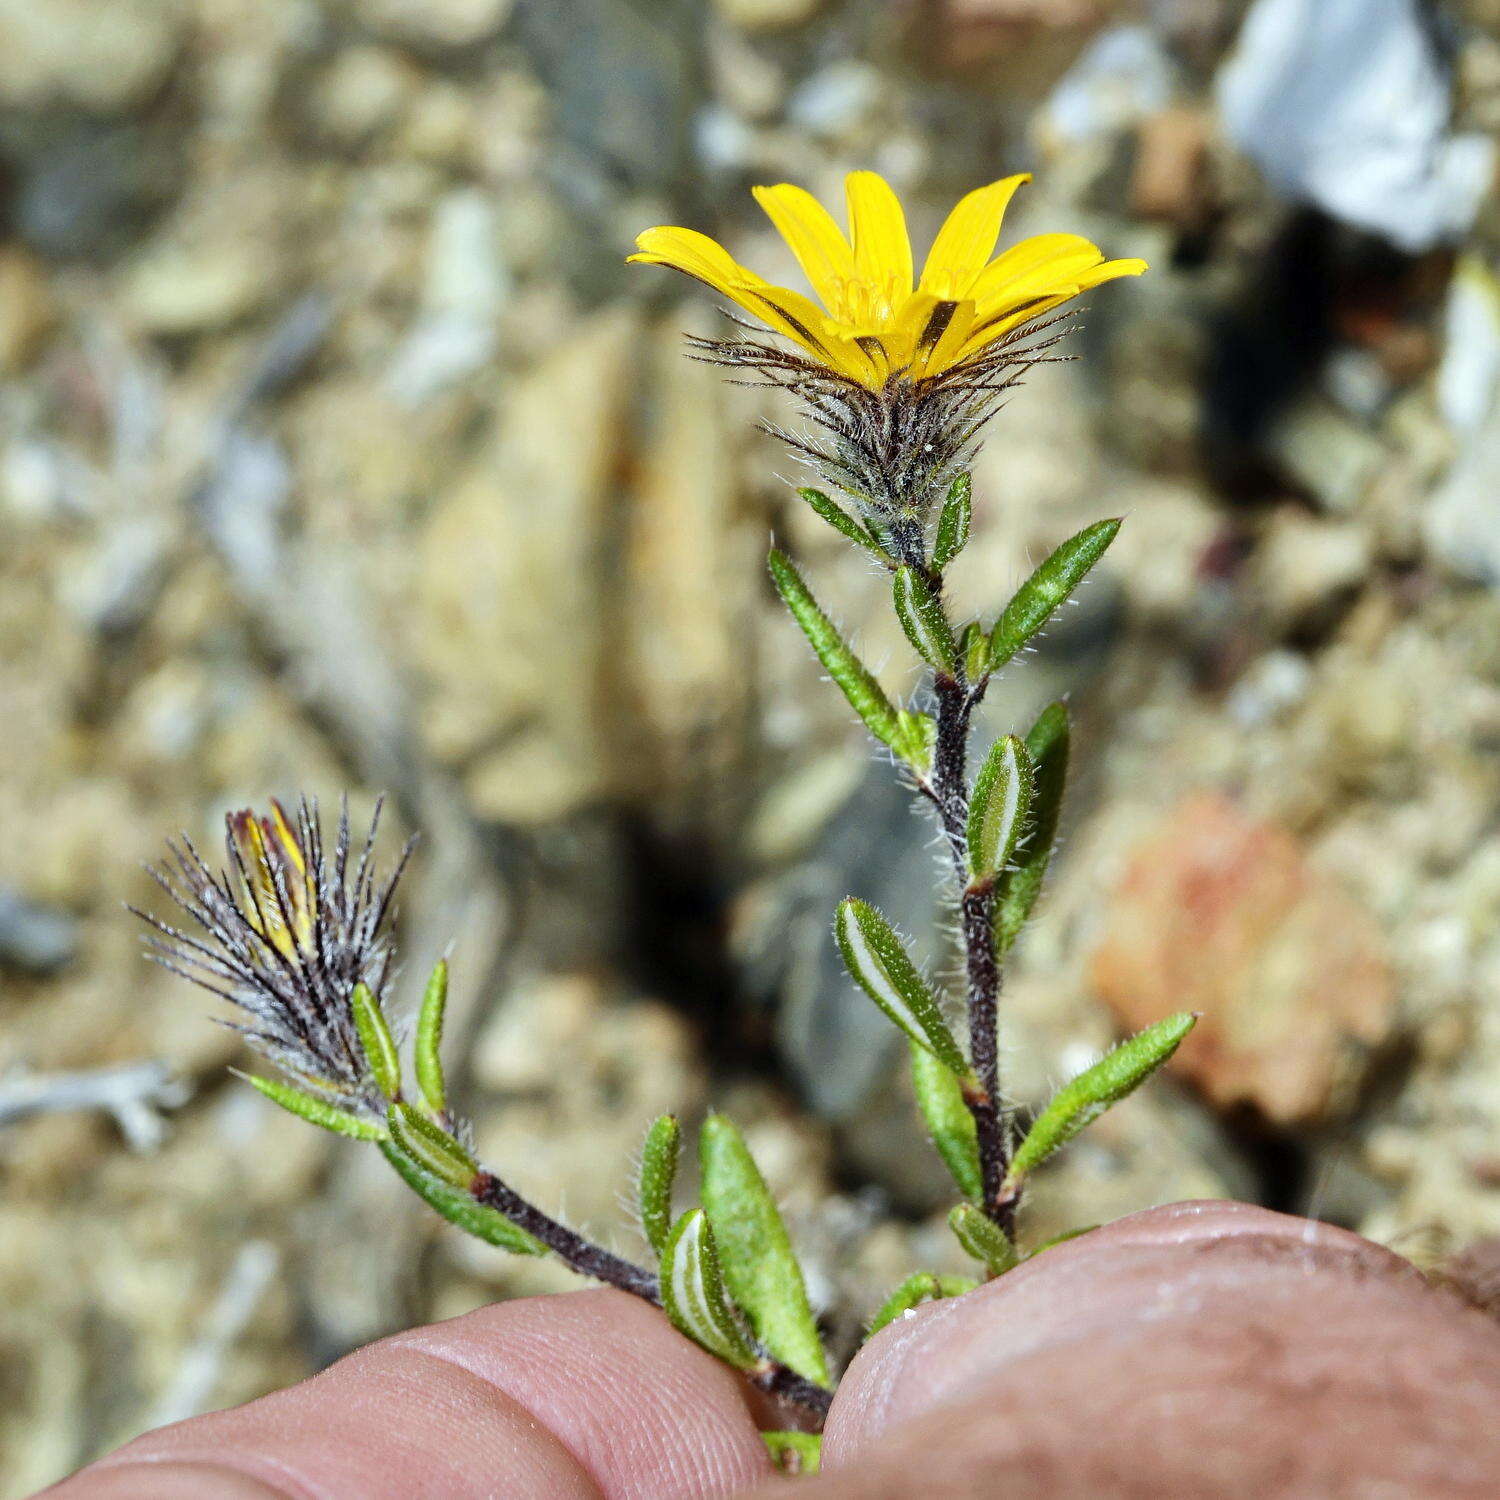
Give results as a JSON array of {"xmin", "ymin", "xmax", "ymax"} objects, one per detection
[{"xmin": 5, "ymin": 0, "xmax": 1500, "ymax": 1488}]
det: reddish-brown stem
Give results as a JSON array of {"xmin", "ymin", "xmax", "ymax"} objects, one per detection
[
  {"xmin": 928, "ymin": 612, "xmax": 1011, "ymax": 1227},
  {"xmin": 468, "ymin": 1169, "xmax": 834, "ymax": 1425}
]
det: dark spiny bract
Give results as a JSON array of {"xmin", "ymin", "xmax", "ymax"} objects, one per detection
[{"xmin": 134, "ymin": 797, "xmax": 412, "ymax": 1123}]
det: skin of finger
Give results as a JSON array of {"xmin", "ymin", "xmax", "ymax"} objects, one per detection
[
  {"xmin": 821, "ymin": 1198, "xmax": 1409, "ymax": 1455},
  {"xmin": 43, "ymin": 1290, "xmax": 771, "ymax": 1500},
  {"xmin": 773, "ymin": 1201, "xmax": 1500, "ymax": 1498}
]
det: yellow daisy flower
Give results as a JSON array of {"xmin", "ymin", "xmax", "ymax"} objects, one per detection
[{"xmin": 629, "ymin": 171, "xmax": 1145, "ymax": 389}]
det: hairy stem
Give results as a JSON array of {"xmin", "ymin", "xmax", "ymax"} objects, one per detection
[
  {"xmin": 753, "ymin": 1361, "xmax": 835, "ymax": 1419},
  {"xmin": 469, "ymin": 1169, "xmax": 834, "ymax": 1424},
  {"xmin": 927, "ymin": 620, "xmax": 1010, "ymax": 1229},
  {"xmin": 472, "ymin": 1169, "xmax": 661, "ymax": 1299}
]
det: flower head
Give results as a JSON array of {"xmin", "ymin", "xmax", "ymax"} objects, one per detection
[
  {"xmin": 136, "ymin": 797, "xmax": 412, "ymax": 1122},
  {"xmin": 630, "ymin": 171, "xmax": 1144, "ymax": 390},
  {"xmin": 630, "ymin": 172, "xmax": 1144, "ymax": 530}
]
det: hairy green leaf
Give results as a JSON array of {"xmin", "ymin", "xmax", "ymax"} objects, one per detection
[
  {"xmin": 351, "ymin": 982, "xmax": 400, "ymax": 1101},
  {"xmin": 966, "ymin": 735, "xmax": 1034, "ymax": 882},
  {"xmin": 1007, "ymin": 1013, "xmax": 1198, "ymax": 1188},
  {"xmin": 638, "ymin": 1114, "xmax": 680, "ymax": 1260},
  {"xmin": 660, "ymin": 1209, "xmax": 757, "ymax": 1370},
  {"xmin": 799, "ymin": 487, "xmax": 887, "ymax": 558},
  {"xmin": 992, "ymin": 702, "xmax": 1069, "ymax": 957},
  {"xmin": 988, "ymin": 518, "xmax": 1121, "ymax": 673},
  {"xmin": 836, "ymin": 899, "xmax": 969, "ymax": 1076},
  {"xmin": 700, "ymin": 1115, "xmax": 828, "ymax": 1386},
  {"xmin": 239, "ymin": 1071, "xmax": 386, "ymax": 1141},
  {"xmin": 379, "ymin": 1140, "xmax": 545, "ymax": 1256},
  {"xmin": 893, "ymin": 567, "xmax": 957, "ymax": 673},
  {"xmin": 1026, "ymin": 1224, "xmax": 1098, "ymax": 1259},
  {"xmin": 959, "ymin": 621, "xmax": 989, "ymax": 682},
  {"xmin": 909, "ymin": 1040, "xmax": 982, "ymax": 1201},
  {"xmin": 769, "ymin": 549, "xmax": 928, "ymax": 764},
  {"xmin": 387, "ymin": 1101, "xmax": 476, "ymax": 1188},
  {"xmin": 867, "ymin": 1271, "xmax": 978, "ymax": 1335},
  {"xmin": 932, "ymin": 473, "xmax": 972, "ymax": 572},
  {"xmin": 948, "ymin": 1204, "xmax": 1018, "ymax": 1275},
  {"xmin": 763, "ymin": 1432, "xmax": 823, "ymax": 1475},
  {"xmin": 415, "ymin": 959, "xmax": 449, "ymax": 1115}
]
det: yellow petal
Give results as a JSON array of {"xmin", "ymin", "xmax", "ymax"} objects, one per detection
[
  {"xmin": 912, "ymin": 299, "xmax": 979, "ymax": 380},
  {"xmin": 969, "ymin": 233, "xmax": 1103, "ymax": 307},
  {"xmin": 629, "ymin": 226, "xmax": 769, "ymax": 297},
  {"xmin": 971, "ymin": 250, "xmax": 1146, "ymax": 332},
  {"xmin": 957, "ymin": 290, "xmax": 1078, "ymax": 361},
  {"xmin": 1072, "ymin": 256, "xmax": 1148, "ymax": 290},
  {"xmin": 920, "ymin": 175, "xmax": 1031, "ymax": 298},
  {"xmin": 739, "ymin": 283, "xmax": 880, "ymax": 384},
  {"xmin": 883, "ymin": 291, "xmax": 960, "ymax": 377},
  {"xmin": 846, "ymin": 171, "xmax": 913, "ymax": 296},
  {"xmin": 267, "ymin": 800, "xmax": 306, "ymax": 877},
  {"xmin": 752, "ymin": 183, "xmax": 856, "ymax": 308}
]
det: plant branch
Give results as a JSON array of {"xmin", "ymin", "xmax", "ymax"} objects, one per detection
[
  {"xmin": 752, "ymin": 1361, "xmax": 835, "ymax": 1420},
  {"xmin": 924, "ymin": 593, "xmax": 1010, "ymax": 1231},
  {"xmin": 471, "ymin": 1169, "xmax": 661, "ymax": 1299},
  {"xmin": 469, "ymin": 1169, "xmax": 835, "ymax": 1423}
]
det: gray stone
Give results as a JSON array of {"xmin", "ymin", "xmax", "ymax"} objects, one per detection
[{"xmin": 0, "ymin": 890, "xmax": 79, "ymax": 975}]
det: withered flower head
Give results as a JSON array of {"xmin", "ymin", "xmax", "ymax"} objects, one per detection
[
  {"xmin": 136, "ymin": 797, "xmax": 412, "ymax": 1122},
  {"xmin": 630, "ymin": 171, "xmax": 1145, "ymax": 539}
]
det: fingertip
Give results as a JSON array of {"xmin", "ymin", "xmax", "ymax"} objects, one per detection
[
  {"xmin": 48, "ymin": 1289, "xmax": 771, "ymax": 1500},
  {"xmin": 396, "ymin": 1288, "xmax": 772, "ymax": 1498},
  {"xmin": 822, "ymin": 1200, "xmax": 1455, "ymax": 1465}
]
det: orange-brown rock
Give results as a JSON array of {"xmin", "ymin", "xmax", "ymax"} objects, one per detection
[{"xmin": 1088, "ymin": 792, "xmax": 1396, "ymax": 1124}]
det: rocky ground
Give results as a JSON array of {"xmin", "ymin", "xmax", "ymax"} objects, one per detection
[{"xmin": 6, "ymin": 0, "xmax": 1500, "ymax": 1491}]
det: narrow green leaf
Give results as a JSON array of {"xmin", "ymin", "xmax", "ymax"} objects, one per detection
[
  {"xmin": 895, "ymin": 709, "xmax": 937, "ymax": 773},
  {"xmin": 936, "ymin": 1273, "xmax": 980, "ymax": 1296},
  {"xmin": 1026, "ymin": 1224, "xmax": 1097, "ymax": 1259},
  {"xmin": 660, "ymin": 1209, "xmax": 757, "ymax": 1370},
  {"xmin": 966, "ymin": 735, "xmax": 1034, "ymax": 882},
  {"xmin": 700, "ymin": 1114, "xmax": 829, "ymax": 1386},
  {"xmin": 948, "ymin": 1204, "xmax": 1018, "ymax": 1275},
  {"xmin": 988, "ymin": 518, "xmax": 1121, "ymax": 673},
  {"xmin": 835, "ymin": 899, "xmax": 969, "ymax": 1077},
  {"xmin": 893, "ymin": 567, "xmax": 957, "ymax": 673},
  {"xmin": 763, "ymin": 1432, "xmax": 822, "ymax": 1475},
  {"xmin": 959, "ymin": 621, "xmax": 989, "ymax": 682},
  {"xmin": 1006, "ymin": 1013, "xmax": 1198, "ymax": 1188},
  {"xmin": 768, "ymin": 548, "xmax": 908, "ymax": 757},
  {"xmin": 379, "ymin": 1140, "xmax": 545, "ymax": 1256},
  {"xmin": 866, "ymin": 1271, "xmax": 976, "ymax": 1335},
  {"xmin": 638, "ymin": 1114, "xmax": 680, "ymax": 1260},
  {"xmin": 415, "ymin": 959, "xmax": 449, "ymax": 1115},
  {"xmin": 992, "ymin": 702, "xmax": 1069, "ymax": 957},
  {"xmin": 240, "ymin": 1072, "xmax": 386, "ymax": 1141},
  {"xmin": 351, "ymin": 982, "xmax": 401, "ymax": 1101},
  {"xmin": 909, "ymin": 1040, "xmax": 982, "ymax": 1201},
  {"xmin": 869, "ymin": 1271, "xmax": 938, "ymax": 1334},
  {"xmin": 387, "ymin": 1101, "xmax": 476, "ymax": 1188},
  {"xmin": 932, "ymin": 473, "xmax": 972, "ymax": 572},
  {"xmin": 799, "ymin": 487, "xmax": 886, "ymax": 559}
]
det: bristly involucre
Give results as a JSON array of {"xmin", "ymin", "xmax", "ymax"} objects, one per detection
[
  {"xmin": 689, "ymin": 315, "xmax": 1073, "ymax": 548},
  {"xmin": 135, "ymin": 797, "xmax": 413, "ymax": 1122}
]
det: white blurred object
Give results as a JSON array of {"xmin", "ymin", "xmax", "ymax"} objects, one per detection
[
  {"xmin": 149, "ymin": 1241, "xmax": 281, "ymax": 1426},
  {"xmin": 1217, "ymin": 0, "xmax": 1496, "ymax": 252},
  {"xmin": 387, "ymin": 189, "xmax": 507, "ymax": 408},
  {"xmin": 0, "ymin": 1060, "xmax": 189, "ymax": 1151},
  {"xmin": 1427, "ymin": 258, "xmax": 1500, "ymax": 582},
  {"xmin": 1043, "ymin": 24, "xmax": 1176, "ymax": 143},
  {"xmin": 1437, "ymin": 255, "xmax": 1500, "ymax": 435}
]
